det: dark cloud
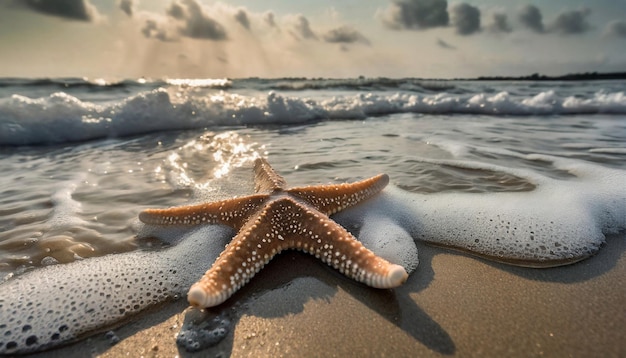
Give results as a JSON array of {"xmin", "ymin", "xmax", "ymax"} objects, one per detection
[
  {"xmin": 119, "ymin": 0, "xmax": 133, "ymax": 17},
  {"xmin": 18, "ymin": 0, "xmax": 99, "ymax": 22},
  {"xmin": 380, "ymin": 0, "xmax": 449, "ymax": 30},
  {"xmin": 322, "ymin": 26, "xmax": 370, "ymax": 45},
  {"xmin": 292, "ymin": 15, "xmax": 318, "ymax": 40},
  {"xmin": 177, "ymin": 0, "xmax": 227, "ymax": 40},
  {"xmin": 436, "ymin": 38, "xmax": 455, "ymax": 49},
  {"xmin": 518, "ymin": 5, "xmax": 593, "ymax": 36},
  {"xmin": 142, "ymin": 0, "xmax": 227, "ymax": 41},
  {"xmin": 604, "ymin": 20, "xmax": 626, "ymax": 38},
  {"xmin": 141, "ymin": 19, "xmax": 173, "ymax": 41},
  {"xmin": 487, "ymin": 13, "xmax": 512, "ymax": 34},
  {"xmin": 166, "ymin": 2, "xmax": 185, "ymax": 20},
  {"xmin": 234, "ymin": 8, "xmax": 250, "ymax": 30},
  {"xmin": 264, "ymin": 12, "xmax": 277, "ymax": 28},
  {"xmin": 518, "ymin": 4, "xmax": 544, "ymax": 33},
  {"xmin": 142, "ymin": 0, "xmax": 227, "ymax": 42},
  {"xmin": 451, "ymin": 3, "xmax": 481, "ymax": 35},
  {"xmin": 549, "ymin": 8, "xmax": 591, "ymax": 35}
]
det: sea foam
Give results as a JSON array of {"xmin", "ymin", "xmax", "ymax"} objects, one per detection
[
  {"xmin": 1, "ymin": 88, "xmax": 625, "ymax": 146},
  {"xmin": 348, "ymin": 154, "xmax": 625, "ymax": 267},
  {"xmin": 0, "ymin": 225, "xmax": 232, "ymax": 355}
]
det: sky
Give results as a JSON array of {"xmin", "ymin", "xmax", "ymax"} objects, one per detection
[{"xmin": 0, "ymin": 0, "xmax": 625, "ymax": 79}]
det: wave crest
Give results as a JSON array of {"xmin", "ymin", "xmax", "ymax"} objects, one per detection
[{"xmin": 1, "ymin": 88, "xmax": 625, "ymax": 146}]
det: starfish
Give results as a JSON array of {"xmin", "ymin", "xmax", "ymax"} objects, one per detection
[{"xmin": 139, "ymin": 158, "xmax": 408, "ymax": 308}]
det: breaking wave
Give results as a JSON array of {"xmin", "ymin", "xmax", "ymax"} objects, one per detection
[{"xmin": 1, "ymin": 87, "xmax": 625, "ymax": 146}]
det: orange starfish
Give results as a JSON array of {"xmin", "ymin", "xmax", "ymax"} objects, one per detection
[{"xmin": 139, "ymin": 158, "xmax": 408, "ymax": 308}]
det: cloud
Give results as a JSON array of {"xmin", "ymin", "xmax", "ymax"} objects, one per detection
[
  {"xmin": 322, "ymin": 26, "xmax": 370, "ymax": 45},
  {"xmin": 450, "ymin": 3, "xmax": 481, "ymax": 35},
  {"xmin": 234, "ymin": 8, "xmax": 250, "ymax": 30},
  {"xmin": 141, "ymin": 18, "xmax": 175, "ymax": 41},
  {"xmin": 518, "ymin": 5, "xmax": 592, "ymax": 36},
  {"xmin": 379, "ymin": 0, "xmax": 449, "ymax": 30},
  {"xmin": 119, "ymin": 0, "xmax": 134, "ymax": 17},
  {"xmin": 518, "ymin": 4, "xmax": 544, "ymax": 33},
  {"xmin": 263, "ymin": 12, "xmax": 277, "ymax": 28},
  {"xmin": 548, "ymin": 8, "xmax": 591, "ymax": 35},
  {"xmin": 436, "ymin": 38, "xmax": 455, "ymax": 49},
  {"xmin": 142, "ymin": 0, "xmax": 227, "ymax": 41},
  {"xmin": 166, "ymin": 1, "xmax": 185, "ymax": 20},
  {"xmin": 290, "ymin": 14, "xmax": 318, "ymax": 40},
  {"xmin": 603, "ymin": 20, "xmax": 626, "ymax": 38},
  {"xmin": 487, "ymin": 12, "xmax": 512, "ymax": 34},
  {"xmin": 175, "ymin": 0, "xmax": 227, "ymax": 40},
  {"xmin": 17, "ymin": 0, "xmax": 100, "ymax": 22}
]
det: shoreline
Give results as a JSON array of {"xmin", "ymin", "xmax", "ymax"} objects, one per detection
[{"xmin": 30, "ymin": 233, "xmax": 625, "ymax": 357}]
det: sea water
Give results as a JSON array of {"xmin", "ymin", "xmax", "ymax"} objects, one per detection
[
  {"xmin": 0, "ymin": 77, "xmax": 625, "ymax": 353},
  {"xmin": 1, "ymin": 77, "xmax": 625, "ymax": 273}
]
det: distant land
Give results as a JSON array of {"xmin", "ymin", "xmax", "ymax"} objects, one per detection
[{"xmin": 466, "ymin": 71, "xmax": 626, "ymax": 81}]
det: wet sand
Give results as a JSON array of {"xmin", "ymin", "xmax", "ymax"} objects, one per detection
[{"xmin": 31, "ymin": 234, "xmax": 625, "ymax": 358}]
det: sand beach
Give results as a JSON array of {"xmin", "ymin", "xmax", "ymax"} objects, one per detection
[{"xmin": 27, "ymin": 233, "xmax": 625, "ymax": 358}]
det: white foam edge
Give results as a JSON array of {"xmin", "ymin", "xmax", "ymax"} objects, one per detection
[
  {"xmin": 337, "ymin": 155, "xmax": 625, "ymax": 267},
  {"xmin": 48, "ymin": 174, "xmax": 91, "ymax": 229},
  {"xmin": 3, "ymin": 89, "xmax": 626, "ymax": 146},
  {"xmin": 357, "ymin": 213, "xmax": 419, "ymax": 274}
]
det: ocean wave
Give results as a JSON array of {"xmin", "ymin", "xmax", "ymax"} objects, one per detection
[
  {"xmin": 0, "ymin": 77, "xmax": 454, "ymax": 93},
  {"xmin": 1, "ymin": 89, "xmax": 625, "ymax": 146},
  {"xmin": 0, "ymin": 77, "xmax": 232, "ymax": 92},
  {"xmin": 239, "ymin": 77, "xmax": 455, "ymax": 92},
  {"xmin": 0, "ymin": 77, "xmax": 158, "ymax": 90}
]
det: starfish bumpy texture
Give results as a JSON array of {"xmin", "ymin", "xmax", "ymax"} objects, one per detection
[{"xmin": 139, "ymin": 158, "xmax": 408, "ymax": 307}]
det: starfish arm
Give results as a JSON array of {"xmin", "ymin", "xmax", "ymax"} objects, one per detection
[
  {"xmin": 187, "ymin": 204, "xmax": 283, "ymax": 308},
  {"xmin": 254, "ymin": 157, "xmax": 287, "ymax": 193},
  {"xmin": 286, "ymin": 173, "xmax": 389, "ymax": 216},
  {"xmin": 188, "ymin": 197, "xmax": 407, "ymax": 308},
  {"xmin": 138, "ymin": 194, "xmax": 268, "ymax": 230},
  {"xmin": 282, "ymin": 200, "xmax": 408, "ymax": 289}
]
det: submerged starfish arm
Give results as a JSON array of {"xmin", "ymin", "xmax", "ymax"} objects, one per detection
[
  {"xmin": 138, "ymin": 194, "xmax": 269, "ymax": 230},
  {"xmin": 187, "ymin": 196, "xmax": 407, "ymax": 308},
  {"xmin": 287, "ymin": 173, "xmax": 390, "ymax": 216},
  {"xmin": 254, "ymin": 157, "xmax": 287, "ymax": 193}
]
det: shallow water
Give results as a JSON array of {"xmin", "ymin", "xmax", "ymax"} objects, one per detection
[
  {"xmin": 1, "ymin": 78, "xmax": 625, "ymax": 274},
  {"xmin": 1, "ymin": 112, "xmax": 624, "ymax": 275}
]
